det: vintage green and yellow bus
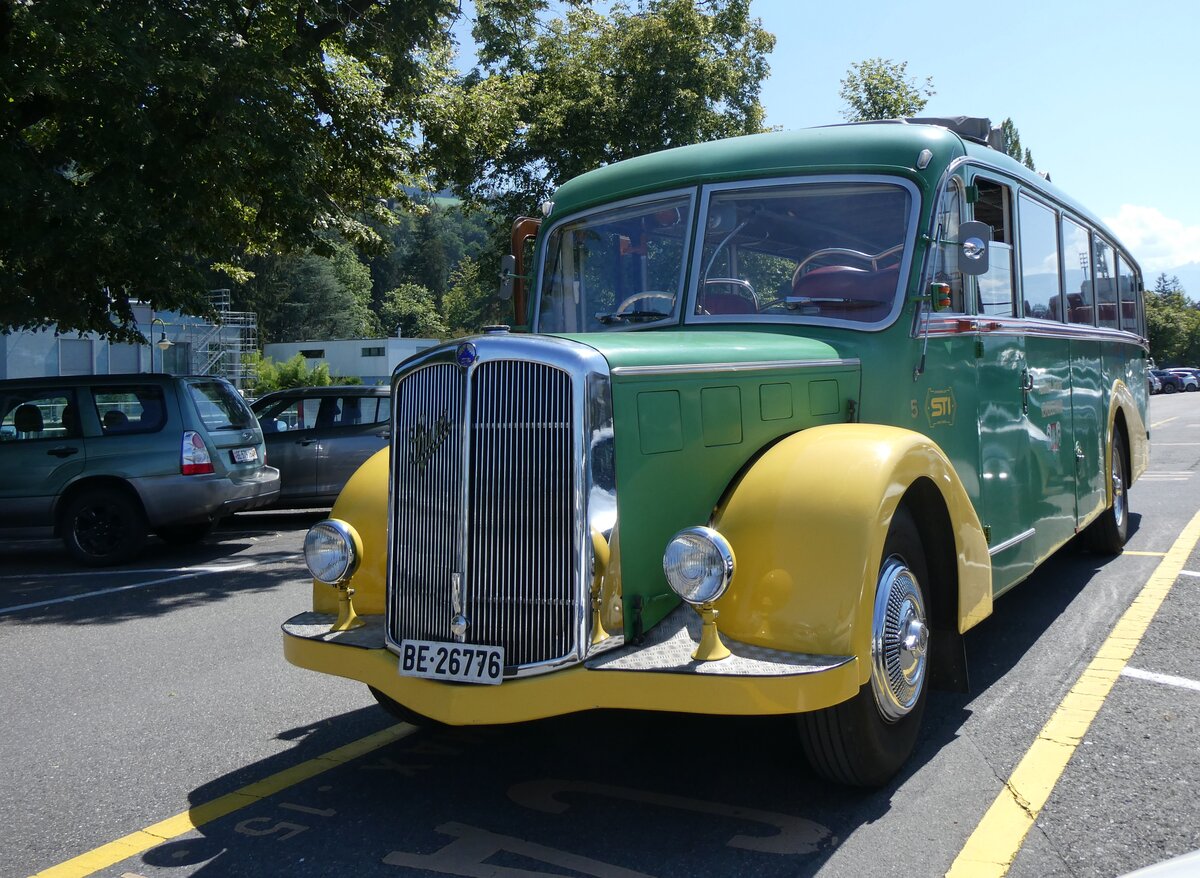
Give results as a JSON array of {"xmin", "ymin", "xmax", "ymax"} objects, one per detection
[{"xmin": 284, "ymin": 117, "xmax": 1149, "ymax": 786}]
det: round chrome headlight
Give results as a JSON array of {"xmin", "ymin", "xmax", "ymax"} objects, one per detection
[
  {"xmin": 304, "ymin": 519, "xmax": 361, "ymax": 584},
  {"xmin": 662, "ymin": 526, "xmax": 734, "ymax": 605}
]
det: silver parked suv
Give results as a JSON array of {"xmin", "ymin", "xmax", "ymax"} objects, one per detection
[{"xmin": 0, "ymin": 374, "xmax": 280, "ymax": 565}]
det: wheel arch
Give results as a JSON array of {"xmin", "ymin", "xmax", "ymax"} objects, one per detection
[
  {"xmin": 710, "ymin": 423, "xmax": 992, "ymax": 687},
  {"xmin": 1107, "ymin": 379, "xmax": 1146, "ymax": 488},
  {"xmin": 53, "ymin": 475, "xmax": 146, "ymax": 537}
]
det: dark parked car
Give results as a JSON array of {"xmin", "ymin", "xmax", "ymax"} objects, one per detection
[
  {"xmin": 251, "ymin": 386, "xmax": 390, "ymax": 508},
  {"xmin": 1165, "ymin": 367, "xmax": 1200, "ymax": 391},
  {"xmin": 0, "ymin": 374, "xmax": 279, "ymax": 565},
  {"xmin": 1151, "ymin": 369, "xmax": 1186, "ymax": 394}
]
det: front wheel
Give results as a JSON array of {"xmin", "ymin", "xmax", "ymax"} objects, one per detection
[
  {"xmin": 798, "ymin": 508, "xmax": 930, "ymax": 786},
  {"xmin": 61, "ymin": 488, "xmax": 147, "ymax": 566},
  {"xmin": 1083, "ymin": 431, "xmax": 1129, "ymax": 554}
]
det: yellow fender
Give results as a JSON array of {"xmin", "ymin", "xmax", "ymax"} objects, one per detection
[
  {"xmin": 313, "ymin": 447, "xmax": 391, "ymax": 615},
  {"xmin": 710, "ymin": 423, "xmax": 992, "ymax": 687},
  {"xmin": 1108, "ymin": 379, "xmax": 1148, "ymax": 486}
]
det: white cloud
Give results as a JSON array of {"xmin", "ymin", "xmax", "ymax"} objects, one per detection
[{"xmin": 1103, "ymin": 205, "xmax": 1200, "ymax": 272}]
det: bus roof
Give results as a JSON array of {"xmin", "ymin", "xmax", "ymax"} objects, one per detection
[{"xmin": 548, "ymin": 120, "xmax": 1128, "ymax": 258}]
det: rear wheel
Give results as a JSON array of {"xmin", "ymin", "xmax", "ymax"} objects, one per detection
[
  {"xmin": 798, "ymin": 508, "xmax": 930, "ymax": 786},
  {"xmin": 62, "ymin": 488, "xmax": 147, "ymax": 566},
  {"xmin": 1084, "ymin": 431, "xmax": 1129, "ymax": 554},
  {"xmin": 1163, "ymin": 382, "xmax": 1177, "ymax": 394}
]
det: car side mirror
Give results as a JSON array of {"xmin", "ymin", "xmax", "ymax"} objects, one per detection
[{"xmin": 957, "ymin": 221, "xmax": 991, "ymax": 276}]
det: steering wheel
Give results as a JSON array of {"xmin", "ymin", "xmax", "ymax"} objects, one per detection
[
  {"xmin": 698, "ymin": 277, "xmax": 759, "ymax": 313},
  {"xmin": 615, "ymin": 291, "xmax": 675, "ymax": 314},
  {"xmin": 792, "ymin": 244, "xmax": 904, "ymax": 287}
]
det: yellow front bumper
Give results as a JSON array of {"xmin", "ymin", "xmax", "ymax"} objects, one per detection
[{"xmin": 282, "ymin": 611, "xmax": 861, "ymax": 725}]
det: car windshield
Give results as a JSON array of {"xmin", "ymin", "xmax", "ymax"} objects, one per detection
[
  {"xmin": 187, "ymin": 380, "xmax": 255, "ymax": 431},
  {"xmin": 537, "ymin": 193, "xmax": 693, "ymax": 332}
]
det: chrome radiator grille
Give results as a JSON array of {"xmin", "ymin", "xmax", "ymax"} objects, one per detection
[{"xmin": 389, "ymin": 357, "xmax": 578, "ymax": 670}]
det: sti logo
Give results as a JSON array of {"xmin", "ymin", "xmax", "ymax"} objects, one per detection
[{"xmin": 925, "ymin": 388, "xmax": 956, "ymax": 427}]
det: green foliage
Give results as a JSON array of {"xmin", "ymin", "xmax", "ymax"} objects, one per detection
[
  {"xmin": 379, "ymin": 283, "xmax": 450, "ymax": 339},
  {"xmin": 245, "ymin": 351, "xmax": 364, "ymax": 395},
  {"xmin": 0, "ymin": 0, "xmax": 456, "ymax": 343},
  {"xmin": 1000, "ymin": 118, "xmax": 1037, "ymax": 171},
  {"xmin": 839, "ymin": 58, "xmax": 934, "ymax": 122},
  {"xmin": 247, "ymin": 240, "xmax": 381, "ymax": 343},
  {"xmin": 1145, "ymin": 273, "xmax": 1200, "ymax": 365},
  {"xmin": 427, "ymin": 0, "xmax": 775, "ymax": 213}
]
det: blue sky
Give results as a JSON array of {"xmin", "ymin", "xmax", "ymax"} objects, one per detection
[
  {"xmin": 452, "ymin": 0, "xmax": 1200, "ymax": 291},
  {"xmin": 749, "ymin": 0, "xmax": 1200, "ymax": 290}
]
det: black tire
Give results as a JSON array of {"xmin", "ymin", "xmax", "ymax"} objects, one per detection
[
  {"xmin": 61, "ymin": 488, "xmax": 147, "ymax": 566},
  {"xmin": 1163, "ymin": 382, "xmax": 1177, "ymax": 394},
  {"xmin": 798, "ymin": 508, "xmax": 930, "ymax": 787},
  {"xmin": 1083, "ymin": 431, "xmax": 1129, "ymax": 554},
  {"xmin": 369, "ymin": 686, "xmax": 447, "ymax": 729},
  {"xmin": 154, "ymin": 522, "xmax": 214, "ymax": 546}
]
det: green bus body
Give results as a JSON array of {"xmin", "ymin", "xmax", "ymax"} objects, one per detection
[{"xmin": 532, "ymin": 121, "xmax": 1148, "ymax": 634}]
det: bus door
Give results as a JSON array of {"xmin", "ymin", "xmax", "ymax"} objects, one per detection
[
  {"xmin": 1017, "ymin": 193, "xmax": 1079, "ymax": 557},
  {"xmin": 1063, "ymin": 217, "xmax": 1106, "ymax": 524},
  {"xmin": 971, "ymin": 177, "xmax": 1036, "ymax": 592}
]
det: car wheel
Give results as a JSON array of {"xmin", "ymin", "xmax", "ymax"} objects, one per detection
[
  {"xmin": 798, "ymin": 508, "xmax": 930, "ymax": 786},
  {"xmin": 1084, "ymin": 430, "xmax": 1129, "ymax": 554},
  {"xmin": 154, "ymin": 522, "xmax": 215, "ymax": 546},
  {"xmin": 62, "ymin": 488, "xmax": 147, "ymax": 566},
  {"xmin": 1164, "ymin": 383, "xmax": 1177, "ymax": 394}
]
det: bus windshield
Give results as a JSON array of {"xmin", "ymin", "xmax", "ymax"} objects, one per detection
[
  {"xmin": 692, "ymin": 179, "xmax": 914, "ymax": 325},
  {"xmin": 538, "ymin": 193, "xmax": 694, "ymax": 333},
  {"xmin": 536, "ymin": 179, "xmax": 915, "ymax": 332}
]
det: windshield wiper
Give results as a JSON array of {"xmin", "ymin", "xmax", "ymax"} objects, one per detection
[{"xmin": 595, "ymin": 310, "xmax": 671, "ymax": 325}]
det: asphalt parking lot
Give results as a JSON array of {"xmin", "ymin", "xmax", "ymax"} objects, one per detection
[{"xmin": 3, "ymin": 396, "xmax": 1200, "ymax": 877}]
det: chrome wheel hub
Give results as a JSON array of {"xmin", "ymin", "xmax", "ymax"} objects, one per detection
[
  {"xmin": 1112, "ymin": 451, "xmax": 1126, "ymax": 528},
  {"xmin": 871, "ymin": 557, "xmax": 929, "ymax": 722}
]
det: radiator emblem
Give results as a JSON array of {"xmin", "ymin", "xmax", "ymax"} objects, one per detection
[
  {"xmin": 409, "ymin": 412, "xmax": 454, "ymax": 472},
  {"xmin": 456, "ymin": 342, "xmax": 478, "ymax": 367}
]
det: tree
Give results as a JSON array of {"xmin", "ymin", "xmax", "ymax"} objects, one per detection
[
  {"xmin": 379, "ymin": 283, "xmax": 450, "ymax": 339},
  {"xmin": 1145, "ymin": 273, "xmax": 1199, "ymax": 365},
  {"xmin": 838, "ymin": 58, "xmax": 934, "ymax": 122},
  {"xmin": 0, "ymin": 0, "xmax": 456, "ymax": 343},
  {"xmin": 245, "ymin": 352, "xmax": 333, "ymax": 395},
  {"xmin": 258, "ymin": 241, "xmax": 382, "ymax": 342},
  {"xmin": 1000, "ymin": 118, "xmax": 1037, "ymax": 172},
  {"xmin": 425, "ymin": 0, "xmax": 775, "ymax": 213}
]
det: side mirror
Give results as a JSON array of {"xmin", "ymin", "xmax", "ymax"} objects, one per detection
[
  {"xmin": 957, "ymin": 220, "xmax": 991, "ymax": 276},
  {"xmin": 498, "ymin": 254, "xmax": 516, "ymax": 301}
]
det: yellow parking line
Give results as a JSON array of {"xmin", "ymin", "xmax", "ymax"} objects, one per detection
[
  {"xmin": 1150, "ymin": 416, "xmax": 1178, "ymax": 429},
  {"xmin": 946, "ymin": 508, "xmax": 1200, "ymax": 877},
  {"xmin": 30, "ymin": 723, "xmax": 416, "ymax": 878},
  {"xmin": 1122, "ymin": 550, "xmax": 1167, "ymax": 556}
]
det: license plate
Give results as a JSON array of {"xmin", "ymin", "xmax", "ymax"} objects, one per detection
[
  {"xmin": 231, "ymin": 446, "xmax": 258, "ymax": 463},
  {"xmin": 398, "ymin": 640, "xmax": 504, "ymax": 685}
]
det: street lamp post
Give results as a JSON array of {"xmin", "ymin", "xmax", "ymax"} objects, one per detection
[{"xmin": 150, "ymin": 318, "xmax": 173, "ymax": 373}]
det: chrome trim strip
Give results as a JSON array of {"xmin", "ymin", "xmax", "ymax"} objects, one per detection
[
  {"xmin": 919, "ymin": 315, "xmax": 1148, "ymax": 348},
  {"xmin": 610, "ymin": 357, "xmax": 860, "ymax": 377},
  {"xmin": 988, "ymin": 527, "xmax": 1036, "ymax": 557}
]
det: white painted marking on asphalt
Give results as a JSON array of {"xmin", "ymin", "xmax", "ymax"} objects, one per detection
[
  {"xmin": 1152, "ymin": 443, "xmax": 1200, "ymax": 446},
  {"xmin": 4, "ymin": 563, "xmax": 257, "ymax": 580},
  {"xmin": 1121, "ymin": 666, "xmax": 1200, "ymax": 693},
  {"xmin": 1179, "ymin": 570, "xmax": 1200, "ymax": 578},
  {"xmin": 0, "ymin": 561, "xmax": 256, "ymax": 615}
]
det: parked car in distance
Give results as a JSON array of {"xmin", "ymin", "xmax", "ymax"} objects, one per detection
[
  {"xmin": 1164, "ymin": 367, "xmax": 1200, "ymax": 391},
  {"xmin": 250, "ymin": 385, "xmax": 390, "ymax": 508},
  {"xmin": 1148, "ymin": 371, "xmax": 1162, "ymax": 395},
  {"xmin": 0, "ymin": 374, "xmax": 279, "ymax": 565},
  {"xmin": 1151, "ymin": 369, "xmax": 1185, "ymax": 394}
]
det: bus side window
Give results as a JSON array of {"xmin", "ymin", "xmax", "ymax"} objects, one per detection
[
  {"xmin": 1017, "ymin": 194, "xmax": 1062, "ymax": 320},
  {"xmin": 1094, "ymin": 237, "xmax": 1118, "ymax": 329},
  {"xmin": 1062, "ymin": 216, "xmax": 1095, "ymax": 326},
  {"xmin": 930, "ymin": 179, "xmax": 968, "ymax": 312},
  {"xmin": 972, "ymin": 178, "xmax": 1015, "ymax": 317}
]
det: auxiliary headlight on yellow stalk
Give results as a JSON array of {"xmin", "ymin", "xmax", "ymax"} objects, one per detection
[
  {"xmin": 304, "ymin": 519, "xmax": 364, "ymax": 632},
  {"xmin": 663, "ymin": 526, "xmax": 734, "ymax": 661}
]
